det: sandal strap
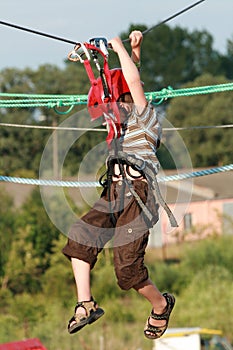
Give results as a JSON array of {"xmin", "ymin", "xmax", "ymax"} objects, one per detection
[
  {"xmin": 74, "ymin": 297, "xmax": 97, "ymax": 321},
  {"xmin": 144, "ymin": 293, "xmax": 175, "ymax": 340},
  {"xmin": 146, "ymin": 323, "xmax": 165, "ymax": 334},
  {"xmin": 150, "ymin": 293, "xmax": 175, "ymax": 321}
]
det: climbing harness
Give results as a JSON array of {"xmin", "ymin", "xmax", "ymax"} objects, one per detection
[
  {"xmin": 68, "ymin": 39, "xmax": 130, "ymax": 145},
  {"xmin": 104, "ymin": 150, "xmax": 178, "ymax": 228}
]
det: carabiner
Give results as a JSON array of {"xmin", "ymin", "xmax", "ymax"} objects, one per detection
[
  {"xmin": 67, "ymin": 43, "xmax": 91, "ymax": 63},
  {"xmin": 89, "ymin": 37, "xmax": 109, "ymax": 56}
]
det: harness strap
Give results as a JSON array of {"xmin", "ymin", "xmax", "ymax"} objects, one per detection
[
  {"xmin": 148, "ymin": 170, "xmax": 178, "ymax": 228},
  {"xmin": 104, "ymin": 159, "xmax": 153, "ymax": 224},
  {"xmin": 107, "ymin": 152, "xmax": 178, "ymax": 228},
  {"xmin": 124, "ymin": 179, "xmax": 154, "ymax": 222},
  {"xmin": 82, "ymin": 43, "xmax": 121, "ymax": 144}
]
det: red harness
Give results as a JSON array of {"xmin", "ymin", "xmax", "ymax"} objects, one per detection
[{"xmin": 68, "ymin": 41, "xmax": 121, "ymax": 145}]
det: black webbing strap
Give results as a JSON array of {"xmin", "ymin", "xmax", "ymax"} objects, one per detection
[{"xmin": 107, "ymin": 151, "xmax": 178, "ymax": 227}]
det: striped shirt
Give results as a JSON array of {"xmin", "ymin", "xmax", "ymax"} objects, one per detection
[{"xmin": 109, "ymin": 102, "xmax": 162, "ymax": 174}]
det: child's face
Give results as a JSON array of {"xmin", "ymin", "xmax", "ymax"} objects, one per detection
[{"xmin": 118, "ymin": 93, "xmax": 133, "ymax": 118}]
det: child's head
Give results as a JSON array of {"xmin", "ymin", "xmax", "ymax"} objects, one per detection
[
  {"xmin": 117, "ymin": 92, "xmax": 133, "ymax": 103},
  {"xmin": 117, "ymin": 92, "xmax": 133, "ymax": 119},
  {"xmin": 88, "ymin": 68, "xmax": 132, "ymax": 119}
]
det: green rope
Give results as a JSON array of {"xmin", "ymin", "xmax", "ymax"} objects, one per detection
[
  {"xmin": 146, "ymin": 82, "xmax": 233, "ymax": 105},
  {"xmin": 0, "ymin": 94, "xmax": 88, "ymax": 110},
  {"xmin": 0, "ymin": 82, "xmax": 233, "ymax": 110},
  {"xmin": 0, "ymin": 93, "xmax": 85, "ymax": 98}
]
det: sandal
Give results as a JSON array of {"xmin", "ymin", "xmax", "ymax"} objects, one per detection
[
  {"xmin": 68, "ymin": 298, "xmax": 104, "ymax": 334},
  {"xmin": 144, "ymin": 292, "xmax": 175, "ymax": 340}
]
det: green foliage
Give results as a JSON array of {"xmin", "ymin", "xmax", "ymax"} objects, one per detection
[
  {"xmin": 166, "ymin": 74, "xmax": 233, "ymax": 167},
  {"xmin": 0, "ymin": 188, "xmax": 73, "ymax": 294},
  {"xmin": 179, "ymin": 236, "xmax": 233, "ymax": 279},
  {"xmin": 174, "ymin": 265, "xmax": 233, "ymax": 340},
  {"xmin": 9, "ymin": 293, "xmax": 46, "ymax": 338},
  {"xmin": 148, "ymin": 261, "xmax": 181, "ymax": 294},
  {"xmin": 2, "ymin": 226, "xmax": 42, "ymax": 293},
  {"xmin": 0, "ymin": 232, "xmax": 233, "ymax": 348},
  {"xmin": 17, "ymin": 188, "xmax": 61, "ymax": 266},
  {"xmin": 122, "ymin": 24, "xmax": 227, "ymax": 91},
  {"xmin": 41, "ymin": 235, "xmax": 76, "ymax": 306},
  {"xmin": 91, "ymin": 252, "xmax": 124, "ymax": 302},
  {"xmin": 0, "ymin": 188, "xmax": 17, "ymax": 277},
  {"xmin": 168, "ymin": 236, "xmax": 233, "ymax": 294},
  {"xmin": 0, "ymin": 293, "xmax": 46, "ymax": 341}
]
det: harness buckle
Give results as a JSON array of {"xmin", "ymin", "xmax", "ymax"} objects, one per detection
[
  {"xmin": 67, "ymin": 43, "xmax": 91, "ymax": 63},
  {"xmin": 124, "ymin": 153, "xmax": 146, "ymax": 171}
]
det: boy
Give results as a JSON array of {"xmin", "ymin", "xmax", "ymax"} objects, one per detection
[{"xmin": 62, "ymin": 31, "xmax": 175, "ymax": 340}]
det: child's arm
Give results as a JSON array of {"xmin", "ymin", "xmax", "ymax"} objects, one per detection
[{"xmin": 109, "ymin": 34, "xmax": 147, "ymax": 113}]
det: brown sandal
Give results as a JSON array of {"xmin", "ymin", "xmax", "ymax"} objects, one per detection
[
  {"xmin": 68, "ymin": 298, "xmax": 104, "ymax": 334},
  {"xmin": 144, "ymin": 293, "xmax": 175, "ymax": 340}
]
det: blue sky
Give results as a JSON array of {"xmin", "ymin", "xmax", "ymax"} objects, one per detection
[{"xmin": 0, "ymin": 0, "xmax": 233, "ymax": 70}]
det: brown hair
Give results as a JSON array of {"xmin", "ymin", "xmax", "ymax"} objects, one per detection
[{"xmin": 117, "ymin": 93, "xmax": 133, "ymax": 103}]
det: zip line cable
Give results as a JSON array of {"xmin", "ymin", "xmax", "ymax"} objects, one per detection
[
  {"xmin": 0, "ymin": 0, "xmax": 206, "ymax": 46},
  {"xmin": 123, "ymin": 0, "xmax": 206, "ymax": 41},
  {"xmin": 0, "ymin": 21, "xmax": 77, "ymax": 45}
]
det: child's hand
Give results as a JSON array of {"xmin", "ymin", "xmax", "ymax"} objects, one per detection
[
  {"xmin": 108, "ymin": 37, "xmax": 124, "ymax": 53},
  {"xmin": 129, "ymin": 31, "xmax": 143, "ymax": 50}
]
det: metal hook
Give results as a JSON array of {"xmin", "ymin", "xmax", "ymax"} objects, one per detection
[{"xmin": 67, "ymin": 43, "xmax": 90, "ymax": 63}]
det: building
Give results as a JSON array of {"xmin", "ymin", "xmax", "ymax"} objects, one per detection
[{"xmin": 149, "ymin": 168, "xmax": 233, "ymax": 247}]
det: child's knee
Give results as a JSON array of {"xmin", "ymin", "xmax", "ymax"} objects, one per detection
[{"xmin": 115, "ymin": 265, "xmax": 148, "ymax": 291}]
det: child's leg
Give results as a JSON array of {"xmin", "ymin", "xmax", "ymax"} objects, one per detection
[
  {"xmin": 63, "ymin": 189, "xmax": 115, "ymax": 334},
  {"xmin": 67, "ymin": 257, "xmax": 104, "ymax": 334},
  {"xmin": 133, "ymin": 278, "xmax": 167, "ymax": 326},
  {"xmin": 71, "ymin": 258, "xmax": 91, "ymax": 301},
  {"xmin": 134, "ymin": 279, "xmax": 175, "ymax": 339}
]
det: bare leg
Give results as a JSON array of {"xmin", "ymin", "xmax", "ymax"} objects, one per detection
[
  {"xmin": 71, "ymin": 257, "xmax": 91, "ymax": 301},
  {"xmin": 68, "ymin": 258, "xmax": 104, "ymax": 333},
  {"xmin": 134, "ymin": 278, "xmax": 167, "ymax": 329},
  {"xmin": 69, "ymin": 257, "xmax": 92, "ymax": 325}
]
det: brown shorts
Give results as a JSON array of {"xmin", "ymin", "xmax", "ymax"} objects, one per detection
[{"xmin": 62, "ymin": 180, "xmax": 159, "ymax": 290}]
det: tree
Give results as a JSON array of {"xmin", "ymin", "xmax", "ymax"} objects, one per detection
[
  {"xmin": 16, "ymin": 189, "xmax": 61, "ymax": 273},
  {"xmin": 121, "ymin": 24, "xmax": 224, "ymax": 91},
  {"xmin": 1, "ymin": 226, "xmax": 41, "ymax": 293},
  {"xmin": 41, "ymin": 235, "xmax": 76, "ymax": 304},
  {"xmin": 0, "ymin": 188, "xmax": 17, "ymax": 279},
  {"xmin": 165, "ymin": 73, "xmax": 233, "ymax": 167},
  {"xmin": 218, "ymin": 37, "xmax": 233, "ymax": 80},
  {"xmin": 0, "ymin": 67, "xmax": 49, "ymax": 176}
]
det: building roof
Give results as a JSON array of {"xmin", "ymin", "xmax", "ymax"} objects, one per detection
[{"xmin": 160, "ymin": 167, "xmax": 233, "ymax": 203}]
